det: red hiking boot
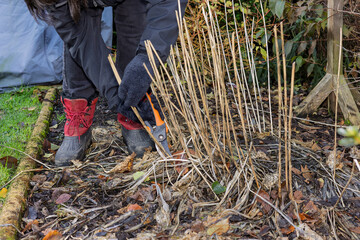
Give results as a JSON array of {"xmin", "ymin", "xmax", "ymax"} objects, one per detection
[
  {"xmin": 117, "ymin": 113, "xmax": 155, "ymax": 158},
  {"xmin": 55, "ymin": 97, "xmax": 98, "ymax": 166}
]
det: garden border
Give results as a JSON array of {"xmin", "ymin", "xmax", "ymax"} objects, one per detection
[{"xmin": 0, "ymin": 88, "xmax": 57, "ymax": 240}]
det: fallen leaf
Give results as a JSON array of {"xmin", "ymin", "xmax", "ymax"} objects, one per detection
[
  {"xmin": 206, "ymin": 218, "xmax": 230, "ymax": 236},
  {"xmin": 42, "ymin": 229, "xmax": 62, "ymax": 240},
  {"xmin": 0, "ymin": 156, "xmax": 18, "ymax": 168},
  {"xmin": 292, "ymin": 167, "xmax": 301, "ymax": 175},
  {"xmin": 50, "ymin": 143, "xmax": 60, "ymax": 151},
  {"xmin": 280, "ymin": 225, "xmax": 295, "ymax": 235},
  {"xmin": 311, "ymin": 142, "xmax": 322, "ymax": 152},
  {"xmin": 191, "ymin": 220, "xmax": 205, "ymax": 233},
  {"xmin": 22, "ymin": 219, "xmax": 39, "ymax": 233},
  {"xmin": 43, "ymin": 153, "xmax": 53, "ymax": 158},
  {"xmin": 49, "ymin": 124, "xmax": 58, "ymax": 129},
  {"xmin": 301, "ymin": 165, "xmax": 314, "ymax": 183},
  {"xmin": 27, "ymin": 106, "xmax": 36, "ymax": 111},
  {"xmin": 55, "ymin": 193, "xmax": 71, "ymax": 205},
  {"xmin": 299, "ymin": 213, "xmax": 315, "ymax": 223},
  {"xmin": 127, "ymin": 204, "xmax": 143, "ymax": 211},
  {"xmin": 303, "ymin": 200, "xmax": 319, "ymax": 215},
  {"xmin": 349, "ymin": 226, "xmax": 360, "ymax": 234},
  {"xmin": 133, "ymin": 171, "xmax": 150, "ymax": 181},
  {"xmin": 43, "ymin": 139, "xmax": 51, "ymax": 151},
  {"xmin": 293, "ymin": 190, "xmax": 303, "ymax": 203},
  {"xmin": 0, "ymin": 188, "xmax": 7, "ymax": 198},
  {"xmin": 256, "ymin": 190, "xmax": 272, "ymax": 214},
  {"xmin": 326, "ymin": 151, "xmax": 344, "ymax": 170},
  {"xmin": 211, "ymin": 181, "xmax": 226, "ymax": 195},
  {"xmin": 108, "ymin": 153, "xmax": 135, "ymax": 173}
]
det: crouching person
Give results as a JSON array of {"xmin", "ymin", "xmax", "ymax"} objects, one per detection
[{"xmin": 24, "ymin": 0, "xmax": 188, "ymax": 166}]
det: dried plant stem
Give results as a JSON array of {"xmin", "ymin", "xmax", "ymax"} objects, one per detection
[
  {"xmin": 288, "ymin": 62, "xmax": 296, "ymax": 200},
  {"xmin": 333, "ymin": 28, "xmax": 342, "ymax": 184},
  {"xmin": 231, "ymin": 32, "xmax": 249, "ymax": 149},
  {"xmin": 274, "ymin": 25, "xmax": 283, "ymax": 198},
  {"xmin": 259, "ymin": 0, "xmax": 273, "ymax": 133},
  {"xmin": 280, "ymin": 22, "xmax": 289, "ymax": 191}
]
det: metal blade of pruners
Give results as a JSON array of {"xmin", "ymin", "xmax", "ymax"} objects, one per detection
[{"xmin": 144, "ymin": 93, "xmax": 171, "ymax": 157}]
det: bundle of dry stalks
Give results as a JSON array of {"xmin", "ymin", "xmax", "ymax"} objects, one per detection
[
  {"xmin": 131, "ymin": 0, "xmax": 280, "ymax": 205},
  {"xmin": 117, "ymin": 0, "xmax": 359, "ymax": 235}
]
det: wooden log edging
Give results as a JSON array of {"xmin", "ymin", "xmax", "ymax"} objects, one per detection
[{"xmin": 0, "ymin": 88, "xmax": 57, "ymax": 240}]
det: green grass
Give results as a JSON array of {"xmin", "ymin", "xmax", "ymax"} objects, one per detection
[{"xmin": 0, "ymin": 87, "xmax": 42, "ymax": 186}]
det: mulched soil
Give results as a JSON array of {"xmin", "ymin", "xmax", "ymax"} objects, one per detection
[{"xmin": 20, "ymin": 93, "xmax": 360, "ymax": 240}]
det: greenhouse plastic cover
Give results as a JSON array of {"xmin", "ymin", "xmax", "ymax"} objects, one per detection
[{"xmin": 0, "ymin": 0, "xmax": 112, "ymax": 92}]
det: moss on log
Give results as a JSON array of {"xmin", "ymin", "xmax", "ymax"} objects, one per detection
[{"xmin": 0, "ymin": 88, "xmax": 57, "ymax": 240}]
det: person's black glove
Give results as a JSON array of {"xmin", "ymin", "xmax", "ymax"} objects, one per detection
[
  {"xmin": 117, "ymin": 93, "xmax": 164, "ymax": 127},
  {"xmin": 118, "ymin": 54, "xmax": 155, "ymax": 109}
]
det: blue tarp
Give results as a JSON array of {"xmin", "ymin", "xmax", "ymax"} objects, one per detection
[{"xmin": 0, "ymin": 0, "xmax": 112, "ymax": 92}]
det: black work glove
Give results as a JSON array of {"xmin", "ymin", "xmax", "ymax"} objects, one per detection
[
  {"xmin": 118, "ymin": 54, "xmax": 155, "ymax": 109},
  {"xmin": 117, "ymin": 93, "xmax": 164, "ymax": 127}
]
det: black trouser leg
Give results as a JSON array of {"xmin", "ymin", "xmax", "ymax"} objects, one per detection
[
  {"xmin": 62, "ymin": 45, "xmax": 97, "ymax": 99},
  {"xmin": 48, "ymin": 5, "xmax": 120, "ymax": 109},
  {"xmin": 114, "ymin": 0, "xmax": 147, "ymax": 74}
]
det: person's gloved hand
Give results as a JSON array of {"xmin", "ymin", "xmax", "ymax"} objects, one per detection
[
  {"xmin": 117, "ymin": 93, "xmax": 164, "ymax": 127},
  {"xmin": 118, "ymin": 54, "xmax": 155, "ymax": 109}
]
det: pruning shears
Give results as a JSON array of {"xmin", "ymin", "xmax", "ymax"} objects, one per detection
[
  {"xmin": 144, "ymin": 93, "xmax": 172, "ymax": 157},
  {"xmin": 107, "ymin": 54, "xmax": 171, "ymax": 157}
]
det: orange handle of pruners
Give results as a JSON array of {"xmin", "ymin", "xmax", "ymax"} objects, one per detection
[{"xmin": 145, "ymin": 93, "xmax": 166, "ymax": 129}]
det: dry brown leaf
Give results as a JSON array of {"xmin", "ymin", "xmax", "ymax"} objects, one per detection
[
  {"xmin": 127, "ymin": 204, "xmax": 143, "ymax": 211},
  {"xmin": 293, "ymin": 190, "xmax": 303, "ymax": 202},
  {"xmin": 55, "ymin": 193, "xmax": 71, "ymax": 205},
  {"xmin": 293, "ymin": 139, "xmax": 314, "ymax": 149},
  {"xmin": 301, "ymin": 165, "xmax": 314, "ymax": 183},
  {"xmin": 311, "ymin": 142, "xmax": 321, "ymax": 152},
  {"xmin": 326, "ymin": 151, "xmax": 344, "ymax": 170},
  {"xmin": 298, "ymin": 213, "xmax": 314, "ymax": 221},
  {"xmin": 0, "ymin": 156, "xmax": 18, "ymax": 168},
  {"xmin": 206, "ymin": 218, "xmax": 230, "ymax": 236},
  {"xmin": 108, "ymin": 153, "xmax": 135, "ymax": 173},
  {"xmin": 303, "ymin": 200, "xmax": 319, "ymax": 215},
  {"xmin": 292, "ymin": 167, "xmax": 301, "ymax": 175},
  {"xmin": 191, "ymin": 220, "xmax": 205, "ymax": 233},
  {"xmin": 42, "ymin": 230, "xmax": 62, "ymax": 240},
  {"xmin": 280, "ymin": 225, "xmax": 295, "ymax": 235},
  {"xmin": 256, "ymin": 190, "xmax": 272, "ymax": 214}
]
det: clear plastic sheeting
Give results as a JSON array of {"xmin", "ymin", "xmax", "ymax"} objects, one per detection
[{"xmin": 0, "ymin": 0, "xmax": 113, "ymax": 92}]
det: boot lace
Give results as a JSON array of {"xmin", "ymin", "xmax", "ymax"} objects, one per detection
[{"xmin": 65, "ymin": 107, "xmax": 90, "ymax": 138}]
